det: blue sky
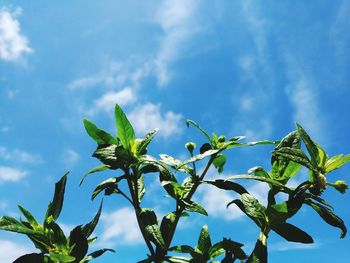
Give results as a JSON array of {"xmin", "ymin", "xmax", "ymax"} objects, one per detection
[{"xmin": 0, "ymin": 1, "xmax": 350, "ymax": 262}]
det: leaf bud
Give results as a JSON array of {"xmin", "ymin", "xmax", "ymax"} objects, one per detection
[{"xmin": 185, "ymin": 142, "xmax": 196, "ymax": 154}]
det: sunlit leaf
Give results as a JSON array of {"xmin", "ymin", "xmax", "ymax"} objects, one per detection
[{"xmin": 115, "ymin": 104, "xmax": 135, "ymax": 150}]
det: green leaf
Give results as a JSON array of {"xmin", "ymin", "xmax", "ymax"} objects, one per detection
[
  {"xmin": 197, "ymin": 225, "xmax": 212, "ymax": 254},
  {"xmin": 160, "ymin": 212, "xmax": 176, "ymax": 245},
  {"xmin": 273, "ymin": 147, "xmax": 316, "ymax": 171},
  {"xmin": 82, "ymin": 200, "xmax": 103, "ymax": 238},
  {"xmin": 213, "ymin": 154, "xmax": 226, "ymax": 174},
  {"xmin": 205, "ymin": 180, "xmax": 248, "ymax": 195},
  {"xmin": 271, "ymin": 222, "xmax": 313, "ymax": 243},
  {"xmin": 139, "ymin": 155, "xmax": 176, "ymax": 182},
  {"xmin": 225, "ymin": 140, "xmax": 275, "ymax": 150},
  {"xmin": 0, "ymin": 216, "xmax": 43, "ymax": 235},
  {"xmin": 138, "ymin": 175, "xmax": 146, "ymax": 202},
  {"xmin": 115, "ymin": 104, "xmax": 135, "ymax": 150},
  {"xmin": 160, "ymin": 154, "xmax": 194, "ymax": 174},
  {"xmin": 46, "ymin": 221, "xmax": 67, "ymax": 246},
  {"xmin": 296, "ymin": 123, "xmax": 320, "ymax": 167},
  {"xmin": 83, "ymin": 248, "xmax": 115, "ymax": 262},
  {"xmin": 135, "ymin": 128, "xmax": 159, "ymax": 155},
  {"xmin": 169, "ymin": 245, "xmax": 195, "ymax": 254},
  {"xmin": 18, "ymin": 205, "xmax": 40, "ymax": 229},
  {"xmin": 247, "ymin": 234, "xmax": 267, "ymax": 263},
  {"xmin": 181, "ymin": 200, "xmax": 208, "ymax": 216},
  {"xmin": 69, "ymin": 226, "xmax": 89, "ymax": 261},
  {"xmin": 139, "ymin": 209, "xmax": 166, "ymax": 249},
  {"xmin": 83, "ymin": 118, "xmax": 118, "ymax": 145},
  {"xmin": 13, "ymin": 253, "xmax": 46, "ymax": 263},
  {"xmin": 80, "ymin": 164, "xmax": 111, "ymax": 186},
  {"xmin": 305, "ymin": 200, "xmax": 347, "ymax": 238},
  {"xmin": 270, "ymin": 159, "xmax": 302, "ymax": 184},
  {"xmin": 181, "ymin": 149, "xmax": 220, "ymax": 167},
  {"xmin": 209, "ymin": 238, "xmax": 246, "ymax": 260},
  {"xmin": 91, "ymin": 176, "xmax": 125, "ymax": 200},
  {"xmin": 225, "ymin": 175, "xmax": 291, "ymax": 193},
  {"xmin": 93, "ymin": 144, "xmax": 132, "ymax": 169},
  {"xmin": 49, "ymin": 252, "xmax": 75, "ymax": 262},
  {"xmin": 325, "ymin": 154, "xmax": 350, "ymax": 173},
  {"xmin": 165, "ymin": 256, "xmax": 191, "ymax": 263},
  {"xmin": 186, "ymin": 119, "xmax": 212, "ymax": 143},
  {"xmin": 229, "ymin": 194, "xmax": 266, "ymax": 228},
  {"xmin": 45, "ymin": 172, "xmax": 68, "ymax": 222}
]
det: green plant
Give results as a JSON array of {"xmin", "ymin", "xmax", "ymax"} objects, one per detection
[
  {"xmin": 80, "ymin": 104, "xmax": 348, "ymax": 262},
  {"xmin": 0, "ymin": 173, "xmax": 114, "ymax": 262},
  {"xmin": 1, "ymin": 104, "xmax": 348, "ymax": 262}
]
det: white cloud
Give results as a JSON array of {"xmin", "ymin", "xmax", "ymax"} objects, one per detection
[
  {"xmin": 62, "ymin": 148, "xmax": 80, "ymax": 168},
  {"xmin": 0, "ymin": 200, "xmax": 8, "ymax": 210},
  {"xmin": 98, "ymin": 207, "xmax": 142, "ymax": 246},
  {"xmin": 0, "ymin": 240, "xmax": 32, "ymax": 262},
  {"xmin": 93, "ymin": 88, "xmax": 136, "ymax": 113},
  {"xmin": 0, "ymin": 146, "xmax": 43, "ymax": 164},
  {"xmin": 0, "ymin": 7, "xmax": 32, "ymax": 62},
  {"xmin": 0, "ymin": 166, "xmax": 27, "ymax": 183},
  {"xmin": 284, "ymin": 54, "xmax": 322, "ymax": 140},
  {"xmin": 128, "ymin": 103, "xmax": 182, "ymax": 138},
  {"xmin": 198, "ymin": 183, "xmax": 244, "ymax": 221},
  {"xmin": 154, "ymin": 0, "xmax": 199, "ymax": 86}
]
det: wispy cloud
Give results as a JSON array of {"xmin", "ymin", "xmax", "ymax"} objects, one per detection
[
  {"xmin": 93, "ymin": 88, "xmax": 136, "ymax": 114},
  {"xmin": 61, "ymin": 148, "xmax": 80, "ymax": 168},
  {"xmin": 128, "ymin": 103, "xmax": 182, "ymax": 138},
  {"xmin": 153, "ymin": 0, "xmax": 200, "ymax": 86},
  {"xmin": 270, "ymin": 240, "xmax": 320, "ymax": 252},
  {"xmin": 0, "ymin": 146, "xmax": 43, "ymax": 164},
  {"xmin": 0, "ymin": 7, "xmax": 32, "ymax": 62},
  {"xmin": 0, "ymin": 166, "xmax": 27, "ymax": 183},
  {"xmin": 98, "ymin": 207, "xmax": 142, "ymax": 247},
  {"xmin": 0, "ymin": 240, "xmax": 32, "ymax": 262}
]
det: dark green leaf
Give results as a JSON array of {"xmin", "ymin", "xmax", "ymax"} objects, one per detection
[
  {"xmin": 181, "ymin": 200, "xmax": 208, "ymax": 216},
  {"xmin": 69, "ymin": 226, "xmax": 88, "ymax": 261},
  {"xmin": 115, "ymin": 104, "xmax": 135, "ymax": 150},
  {"xmin": 82, "ymin": 200, "xmax": 103, "ymax": 238},
  {"xmin": 136, "ymin": 128, "xmax": 159, "ymax": 155},
  {"xmin": 83, "ymin": 119, "xmax": 118, "ymax": 145},
  {"xmin": 197, "ymin": 225, "xmax": 212, "ymax": 254},
  {"xmin": 296, "ymin": 123, "xmax": 320, "ymax": 167},
  {"xmin": 205, "ymin": 180, "xmax": 248, "ymax": 195},
  {"xmin": 91, "ymin": 176, "xmax": 125, "ymax": 200},
  {"xmin": 306, "ymin": 200, "xmax": 347, "ymax": 238},
  {"xmin": 271, "ymin": 222, "xmax": 313, "ymax": 243},
  {"xmin": 169, "ymin": 245, "xmax": 195, "ymax": 254},
  {"xmin": 13, "ymin": 253, "xmax": 45, "ymax": 263},
  {"xmin": 139, "ymin": 209, "xmax": 166, "ymax": 249},
  {"xmin": 46, "ymin": 221, "xmax": 67, "ymax": 246},
  {"xmin": 165, "ymin": 256, "xmax": 191, "ymax": 263},
  {"xmin": 45, "ymin": 172, "xmax": 68, "ymax": 221},
  {"xmin": 160, "ymin": 212, "xmax": 176, "ymax": 245},
  {"xmin": 93, "ymin": 144, "xmax": 132, "ymax": 169},
  {"xmin": 0, "ymin": 216, "xmax": 43, "ymax": 235},
  {"xmin": 18, "ymin": 205, "xmax": 39, "ymax": 229},
  {"xmin": 273, "ymin": 147, "xmax": 316, "ymax": 171},
  {"xmin": 85, "ymin": 248, "xmax": 115, "ymax": 261},
  {"xmin": 200, "ymin": 143, "xmax": 212, "ymax": 154},
  {"xmin": 80, "ymin": 164, "xmax": 111, "ymax": 186},
  {"xmin": 247, "ymin": 236, "xmax": 267, "ymax": 263}
]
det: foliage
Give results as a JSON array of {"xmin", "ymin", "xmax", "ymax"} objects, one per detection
[
  {"xmin": 0, "ymin": 173, "xmax": 114, "ymax": 262},
  {"xmin": 1, "ymin": 104, "xmax": 349, "ymax": 262}
]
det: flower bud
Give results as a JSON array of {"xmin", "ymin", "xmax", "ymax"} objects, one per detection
[
  {"xmin": 185, "ymin": 142, "xmax": 196, "ymax": 154},
  {"xmin": 331, "ymin": 180, "xmax": 348, "ymax": 194}
]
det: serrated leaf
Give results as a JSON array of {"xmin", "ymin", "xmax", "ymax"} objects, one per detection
[
  {"xmin": 271, "ymin": 222, "xmax": 313, "ymax": 243},
  {"xmin": 80, "ymin": 164, "xmax": 111, "ymax": 186},
  {"xmin": 45, "ymin": 172, "xmax": 68, "ymax": 222},
  {"xmin": 305, "ymin": 200, "xmax": 347, "ymax": 238},
  {"xmin": 115, "ymin": 104, "xmax": 135, "ymax": 150},
  {"xmin": 83, "ymin": 118, "xmax": 118, "ymax": 145}
]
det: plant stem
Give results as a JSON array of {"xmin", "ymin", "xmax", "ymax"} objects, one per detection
[{"xmin": 126, "ymin": 167, "xmax": 156, "ymax": 259}]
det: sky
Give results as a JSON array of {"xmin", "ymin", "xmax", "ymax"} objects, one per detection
[{"xmin": 0, "ymin": 1, "xmax": 350, "ymax": 262}]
